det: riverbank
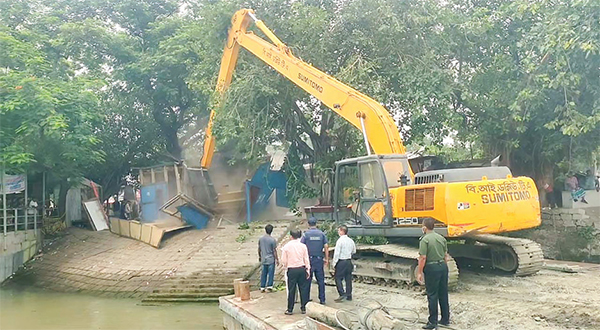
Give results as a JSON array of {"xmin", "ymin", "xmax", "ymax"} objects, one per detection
[{"xmin": 4, "ymin": 220, "xmax": 295, "ymax": 301}]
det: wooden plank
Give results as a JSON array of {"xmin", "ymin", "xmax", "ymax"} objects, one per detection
[
  {"xmin": 174, "ymin": 165, "xmax": 181, "ymax": 194},
  {"xmin": 119, "ymin": 219, "xmax": 130, "ymax": 237},
  {"xmin": 110, "ymin": 218, "xmax": 121, "ymax": 235},
  {"xmin": 151, "ymin": 168, "xmax": 156, "ymax": 183},
  {"xmin": 129, "ymin": 221, "xmax": 142, "ymax": 240},
  {"xmin": 163, "ymin": 166, "xmax": 168, "ymax": 183},
  {"xmin": 149, "ymin": 226, "xmax": 164, "ymax": 247},
  {"xmin": 140, "ymin": 224, "xmax": 152, "ymax": 243},
  {"xmin": 544, "ymin": 263, "xmax": 581, "ymax": 273}
]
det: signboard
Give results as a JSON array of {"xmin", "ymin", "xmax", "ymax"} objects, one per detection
[
  {"xmin": 464, "ymin": 179, "xmax": 535, "ymax": 204},
  {"xmin": 1, "ymin": 174, "xmax": 26, "ymax": 194}
]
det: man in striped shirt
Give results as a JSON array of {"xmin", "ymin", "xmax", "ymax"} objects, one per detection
[
  {"xmin": 333, "ymin": 225, "xmax": 356, "ymax": 302},
  {"xmin": 281, "ymin": 229, "xmax": 311, "ymax": 315}
]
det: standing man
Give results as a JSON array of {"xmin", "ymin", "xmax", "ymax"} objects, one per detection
[
  {"xmin": 301, "ymin": 217, "xmax": 329, "ymax": 304},
  {"xmin": 258, "ymin": 224, "xmax": 278, "ymax": 293},
  {"xmin": 333, "ymin": 225, "xmax": 356, "ymax": 302},
  {"xmin": 416, "ymin": 218, "xmax": 450, "ymax": 329},
  {"xmin": 281, "ymin": 229, "xmax": 310, "ymax": 315}
]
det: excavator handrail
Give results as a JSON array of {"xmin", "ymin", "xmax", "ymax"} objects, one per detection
[{"xmin": 201, "ymin": 9, "xmax": 407, "ymax": 172}]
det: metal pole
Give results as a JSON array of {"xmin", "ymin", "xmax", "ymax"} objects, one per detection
[
  {"xmin": 245, "ymin": 180, "xmax": 252, "ymax": 224},
  {"xmin": 42, "ymin": 171, "xmax": 46, "ymax": 221},
  {"xmin": 359, "ymin": 115, "xmax": 372, "ymax": 156},
  {"xmin": 24, "ymin": 173, "xmax": 28, "ymax": 235},
  {"xmin": 2, "ymin": 169, "xmax": 6, "ymax": 250}
]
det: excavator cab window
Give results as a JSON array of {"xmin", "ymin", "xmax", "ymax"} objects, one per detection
[
  {"xmin": 357, "ymin": 160, "xmax": 391, "ymax": 226},
  {"xmin": 381, "ymin": 159, "xmax": 411, "ymax": 188},
  {"xmin": 360, "ymin": 162, "xmax": 386, "ymax": 199},
  {"xmin": 335, "ymin": 163, "xmax": 360, "ymax": 223}
]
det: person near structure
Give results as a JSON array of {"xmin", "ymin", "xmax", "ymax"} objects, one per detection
[
  {"xmin": 281, "ymin": 229, "xmax": 310, "ymax": 315},
  {"xmin": 301, "ymin": 217, "xmax": 329, "ymax": 304},
  {"xmin": 333, "ymin": 225, "xmax": 356, "ymax": 302},
  {"xmin": 416, "ymin": 218, "xmax": 450, "ymax": 329},
  {"xmin": 258, "ymin": 224, "xmax": 278, "ymax": 293}
]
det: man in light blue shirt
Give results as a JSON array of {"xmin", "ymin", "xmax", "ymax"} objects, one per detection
[{"xmin": 333, "ymin": 225, "xmax": 356, "ymax": 302}]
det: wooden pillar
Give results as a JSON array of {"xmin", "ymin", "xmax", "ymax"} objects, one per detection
[
  {"xmin": 233, "ymin": 278, "xmax": 243, "ymax": 298},
  {"xmin": 239, "ymin": 280, "xmax": 251, "ymax": 301}
]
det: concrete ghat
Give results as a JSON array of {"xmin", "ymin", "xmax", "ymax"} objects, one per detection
[
  {"xmin": 220, "ymin": 286, "xmax": 345, "ymax": 330},
  {"xmin": 1, "ymin": 229, "xmax": 42, "ymax": 283},
  {"xmin": 220, "ymin": 295, "xmax": 279, "ymax": 330}
]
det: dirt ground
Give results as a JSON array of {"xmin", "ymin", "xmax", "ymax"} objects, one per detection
[{"xmin": 350, "ymin": 262, "xmax": 600, "ymax": 330}]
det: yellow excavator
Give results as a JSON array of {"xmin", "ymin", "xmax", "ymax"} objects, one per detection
[{"xmin": 200, "ymin": 9, "xmax": 544, "ymax": 286}]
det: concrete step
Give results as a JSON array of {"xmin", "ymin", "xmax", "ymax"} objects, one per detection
[
  {"xmin": 141, "ymin": 297, "xmax": 219, "ymax": 303},
  {"xmin": 147, "ymin": 290, "xmax": 232, "ymax": 299},
  {"xmin": 160, "ymin": 281, "xmax": 233, "ymax": 289},
  {"xmin": 152, "ymin": 286, "xmax": 233, "ymax": 295}
]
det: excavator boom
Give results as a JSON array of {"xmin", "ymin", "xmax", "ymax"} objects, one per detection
[
  {"xmin": 200, "ymin": 9, "xmax": 544, "ymax": 286},
  {"xmin": 201, "ymin": 9, "xmax": 406, "ymax": 169}
]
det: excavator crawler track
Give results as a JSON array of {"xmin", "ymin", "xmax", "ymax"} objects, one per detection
[
  {"xmin": 340, "ymin": 244, "xmax": 459, "ymax": 290},
  {"xmin": 470, "ymin": 235, "xmax": 544, "ymax": 276}
]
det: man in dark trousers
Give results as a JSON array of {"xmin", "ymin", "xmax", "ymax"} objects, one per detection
[
  {"xmin": 416, "ymin": 218, "xmax": 450, "ymax": 329},
  {"xmin": 281, "ymin": 229, "xmax": 310, "ymax": 315},
  {"xmin": 301, "ymin": 217, "xmax": 329, "ymax": 304},
  {"xmin": 333, "ymin": 225, "xmax": 356, "ymax": 302}
]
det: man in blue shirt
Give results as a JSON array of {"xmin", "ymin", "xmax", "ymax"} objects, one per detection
[{"xmin": 301, "ymin": 217, "xmax": 329, "ymax": 304}]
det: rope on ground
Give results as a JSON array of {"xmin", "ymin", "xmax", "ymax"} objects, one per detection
[
  {"xmin": 355, "ymin": 298, "xmax": 422, "ymax": 330},
  {"xmin": 334, "ymin": 308, "xmax": 358, "ymax": 330}
]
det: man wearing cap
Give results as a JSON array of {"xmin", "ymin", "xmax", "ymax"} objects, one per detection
[{"xmin": 301, "ymin": 217, "xmax": 329, "ymax": 305}]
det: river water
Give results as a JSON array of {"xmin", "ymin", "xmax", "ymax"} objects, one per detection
[{"xmin": 0, "ymin": 286, "xmax": 223, "ymax": 330}]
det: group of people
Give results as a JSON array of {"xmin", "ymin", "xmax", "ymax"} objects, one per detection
[
  {"xmin": 258, "ymin": 217, "xmax": 451, "ymax": 329},
  {"xmin": 258, "ymin": 217, "xmax": 356, "ymax": 315},
  {"xmin": 543, "ymin": 169, "xmax": 599, "ymax": 208}
]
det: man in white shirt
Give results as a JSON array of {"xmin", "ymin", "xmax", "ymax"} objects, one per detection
[{"xmin": 333, "ymin": 225, "xmax": 356, "ymax": 302}]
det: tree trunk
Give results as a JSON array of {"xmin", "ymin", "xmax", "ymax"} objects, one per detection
[
  {"xmin": 164, "ymin": 128, "xmax": 182, "ymax": 161},
  {"xmin": 58, "ymin": 179, "xmax": 68, "ymax": 218},
  {"xmin": 356, "ymin": 302, "xmax": 405, "ymax": 330},
  {"xmin": 306, "ymin": 302, "xmax": 361, "ymax": 330}
]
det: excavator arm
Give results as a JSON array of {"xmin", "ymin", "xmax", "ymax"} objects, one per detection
[{"xmin": 201, "ymin": 9, "xmax": 406, "ymax": 169}]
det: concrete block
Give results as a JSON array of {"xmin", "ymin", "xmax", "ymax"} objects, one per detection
[
  {"xmin": 560, "ymin": 213, "xmax": 573, "ymax": 221},
  {"xmin": 567, "ymin": 208, "xmax": 586, "ymax": 215},
  {"xmin": 572, "ymin": 213, "xmax": 584, "ymax": 220},
  {"xmin": 563, "ymin": 219, "xmax": 576, "ymax": 227}
]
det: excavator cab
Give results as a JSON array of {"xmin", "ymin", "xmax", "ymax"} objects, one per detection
[{"xmin": 333, "ymin": 155, "xmax": 412, "ymax": 227}]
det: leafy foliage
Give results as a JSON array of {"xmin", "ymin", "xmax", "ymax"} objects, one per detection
[{"xmin": 1, "ymin": 0, "xmax": 599, "ymax": 211}]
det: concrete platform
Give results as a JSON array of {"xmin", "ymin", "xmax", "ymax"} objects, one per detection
[{"xmin": 219, "ymin": 285, "xmax": 351, "ymax": 330}]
